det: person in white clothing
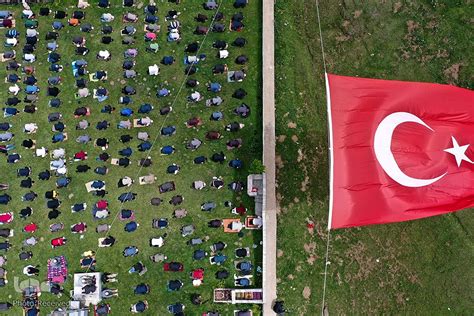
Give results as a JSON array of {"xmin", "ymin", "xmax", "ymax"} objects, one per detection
[
  {"xmin": 24, "ymin": 123, "xmax": 38, "ymax": 134},
  {"xmin": 8, "ymin": 84, "xmax": 20, "ymax": 95}
]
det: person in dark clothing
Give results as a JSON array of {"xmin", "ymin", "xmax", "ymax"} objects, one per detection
[
  {"xmin": 95, "ymin": 166, "xmax": 108, "ymax": 175},
  {"xmin": 38, "ymin": 170, "xmax": 51, "ymax": 180},
  {"xmin": 233, "ymin": 88, "xmax": 247, "ymax": 99},
  {"xmin": 19, "ymin": 251, "xmax": 33, "ymax": 261},
  {"xmin": 20, "ymin": 207, "xmax": 33, "ymax": 219},
  {"xmin": 76, "ymin": 165, "xmax": 90, "ymax": 173},
  {"xmin": 76, "ymin": 46, "xmax": 89, "ymax": 55},
  {"xmin": 139, "ymin": 158, "xmax": 152, "ymax": 167},
  {"xmin": 212, "ymin": 64, "xmax": 227, "ymax": 74},
  {"xmin": 138, "ymin": 142, "xmax": 152, "ymax": 152},
  {"xmin": 216, "ymin": 269, "xmax": 229, "ymax": 280},
  {"xmin": 120, "ymin": 134, "xmax": 132, "ymax": 143},
  {"xmin": 5, "ymin": 97, "xmax": 20, "ymax": 106},
  {"xmin": 98, "ymin": 0, "xmax": 110, "ymax": 8},
  {"xmin": 134, "ymin": 283, "xmax": 150, "ymax": 295},
  {"xmin": 96, "ymin": 121, "xmax": 109, "ymax": 130},
  {"xmin": 53, "ymin": 122, "xmax": 65, "ymax": 132},
  {"xmin": 47, "ymin": 199, "xmax": 60, "ymax": 209},
  {"xmin": 232, "ymin": 37, "xmax": 247, "ymax": 47},
  {"xmin": 101, "ymin": 36, "xmax": 113, "ymax": 44},
  {"xmin": 49, "ymin": 99, "xmax": 61, "ymax": 108},
  {"xmin": 196, "ymin": 14, "xmax": 208, "ymax": 23},
  {"xmin": 169, "ymin": 195, "xmax": 183, "ymax": 206},
  {"xmin": 96, "ymin": 138, "xmax": 109, "ymax": 148},
  {"xmin": 185, "ymin": 65, "xmax": 197, "ymax": 75},
  {"xmin": 22, "ymin": 139, "xmax": 34, "ymax": 149},
  {"xmin": 74, "ymin": 107, "xmax": 88, "ymax": 116},
  {"xmin": 0, "ymin": 123, "xmax": 11, "ymax": 131},
  {"xmin": 194, "ymin": 156, "xmax": 207, "ymax": 164},
  {"xmin": 54, "ymin": 11, "xmax": 67, "ymax": 19},
  {"xmin": 20, "ymin": 177, "xmax": 34, "ymax": 188},
  {"xmin": 102, "ymin": 25, "xmax": 112, "ymax": 34},
  {"xmin": 18, "ymin": 167, "xmax": 31, "ymax": 177},
  {"xmin": 235, "ymin": 55, "xmax": 248, "ymax": 65},
  {"xmin": 211, "ymin": 152, "xmax": 226, "ymax": 163},
  {"xmin": 40, "ymin": 8, "xmax": 51, "ymax": 16},
  {"xmin": 186, "ymin": 78, "xmax": 199, "ymax": 87},
  {"xmin": 75, "ymin": 78, "xmax": 86, "ymax": 88},
  {"xmin": 119, "ymin": 147, "xmax": 132, "ymax": 157},
  {"xmin": 160, "ymin": 106, "xmax": 172, "ymax": 115},
  {"xmin": 98, "ymin": 152, "xmax": 110, "ymax": 162},
  {"xmin": 150, "ymin": 198, "xmax": 162, "ymax": 206},
  {"xmin": 22, "ymin": 191, "xmax": 37, "ymax": 202},
  {"xmin": 7, "ymin": 153, "xmax": 21, "ymax": 163},
  {"xmin": 94, "ymin": 190, "xmax": 108, "ymax": 197},
  {"xmin": 47, "ymin": 87, "xmax": 60, "ymax": 97},
  {"xmin": 101, "ymin": 236, "xmax": 115, "ymax": 246},
  {"xmin": 23, "ymin": 105, "xmax": 37, "ymax": 114},
  {"xmin": 185, "ymin": 42, "xmax": 199, "ymax": 53},
  {"xmin": 50, "ymin": 283, "xmax": 63, "ymax": 296},
  {"xmin": 101, "ymin": 105, "xmax": 115, "ymax": 114},
  {"xmin": 118, "ymin": 192, "xmax": 136, "ymax": 203},
  {"xmin": 48, "ymin": 209, "xmax": 61, "ymax": 220}
]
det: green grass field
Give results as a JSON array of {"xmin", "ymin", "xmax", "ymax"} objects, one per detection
[
  {"xmin": 275, "ymin": 0, "xmax": 473, "ymax": 314},
  {"xmin": 0, "ymin": 1, "xmax": 263, "ymax": 315}
]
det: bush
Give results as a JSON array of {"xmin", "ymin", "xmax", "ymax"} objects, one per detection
[{"xmin": 249, "ymin": 159, "xmax": 265, "ymax": 174}]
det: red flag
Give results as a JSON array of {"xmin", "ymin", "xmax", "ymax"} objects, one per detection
[{"xmin": 327, "ymin": 74, "xmax": 474, "ymax": 229}]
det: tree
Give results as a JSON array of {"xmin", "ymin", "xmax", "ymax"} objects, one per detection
[{"xmin": 249, "ymin": 159, "xmax": 265, "ymax": 174}]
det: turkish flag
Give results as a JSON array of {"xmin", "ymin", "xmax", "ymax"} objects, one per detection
[{"xmin": 327, "ymin": 74, "xmax": 474, "ymax": 229}]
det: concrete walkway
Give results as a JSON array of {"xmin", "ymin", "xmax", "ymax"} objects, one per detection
[{"xmin": 262, "ymin": 0, "xmax": 277, "ymax": 315}]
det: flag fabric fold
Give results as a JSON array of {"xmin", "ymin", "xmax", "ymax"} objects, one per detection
[{"xmin": 326, "ymin": 74, "xmax": 474, "ymax": 229}]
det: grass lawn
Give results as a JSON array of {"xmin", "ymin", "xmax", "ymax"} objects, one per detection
[
  {"xmin": 0, "ymin": 0, "xmax": 263, "ymax": 315},
  {"xmin": 275, "ymin": 0, "xmax": 473, "ymax": 314}
]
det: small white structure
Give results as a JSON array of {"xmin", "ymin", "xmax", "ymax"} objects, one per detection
[{"xmin": 72, "ymin": 272, "xmax": 102, "ymax": 306}]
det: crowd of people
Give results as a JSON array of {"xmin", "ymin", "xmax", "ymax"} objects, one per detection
[{"xmin": 0, "ymin": 0, "xmax": 261, "ymax": 315}]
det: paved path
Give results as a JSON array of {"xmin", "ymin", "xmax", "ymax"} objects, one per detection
[{"xmin": 262, "ymin": 0, "xmax": 277, "ymax": 315}]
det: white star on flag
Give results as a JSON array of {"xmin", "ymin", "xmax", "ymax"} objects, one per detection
[{"xmin": 444, "ymin": 136, "xmax": 474, "ymax": 167}]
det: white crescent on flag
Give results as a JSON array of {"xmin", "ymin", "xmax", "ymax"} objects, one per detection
[{"xmin": 373, "ymin": 112, "xmax": 447, "ymax": 187}]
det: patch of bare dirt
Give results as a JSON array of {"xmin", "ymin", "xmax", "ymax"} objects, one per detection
[
  {"xmin": 297, "ymin": 149, "xmax": 304, "ymax": 162},
  {"xmin": 393, "ymin": 2, "xmax": 402, "ymax": 13},
  {"xmin": 436, "ymin": 49, "xmax": 449, "ymax": 58},
  {"xmin": 277, "ymin": 135, "xmax": 287, "ymax": 143},
  {"xmin": 426, "ymin": 20, "xmax": 439, "ymax": 29},
  {"xmin": 303, "ymin": 242, "xmax": 316, "ymax": 254},
  {"xmin": 291, "ymin": 135, "xmax": 299, "ymax": 143},
  {"xmin": 396, "ymin": 292, "xmax": 406, "ymax": 305},
  {"xmin": 336, "ymin": 34, "xmax": 351, "ymax": 42},
  {"xmin": 275, "ymin": 155, "xmax": 284, "ymax": 169},
  {"xmin": 344, "ymin": 241, "xmax": 377, "ymax": 282},
  {"xmin": 300, "ymin": 176, "xmax": 310, "ymax": 192},
  {"xmin": 302, "ymin": 286, "xmax": 311, "ymax": 299},
  {"xmin": 287, "ymin": 274, "xmax": 294, "ymax": 280},
  {"xmin": 353, "ymin": 10, "xmax": 362, "ymax": 19},
  {"xmin": 307, "ymin": 255, "xmax": 316, "ymax": 265},
  {"xmin": 406, "ymin": 20, "xmax": 419, "ymax": 33},
  {"xmin": 444, "ymin": 63, "xmax": 463, "ymax": 84},
  {"xmin": 277, "ymin": 249, "xmax": 284, "ymax": 258},
  {"xmin": 287, "ymin": 122, "xmax": 297, "ymax": 129},
  {"xmin": 293, "ymin": 197, "xmax": 300, "ymax": 203}
]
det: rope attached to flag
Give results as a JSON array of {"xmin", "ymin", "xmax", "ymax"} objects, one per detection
[{"xmin": 315, "ymin": 0, "xmax": 332, "ymax": 314}]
